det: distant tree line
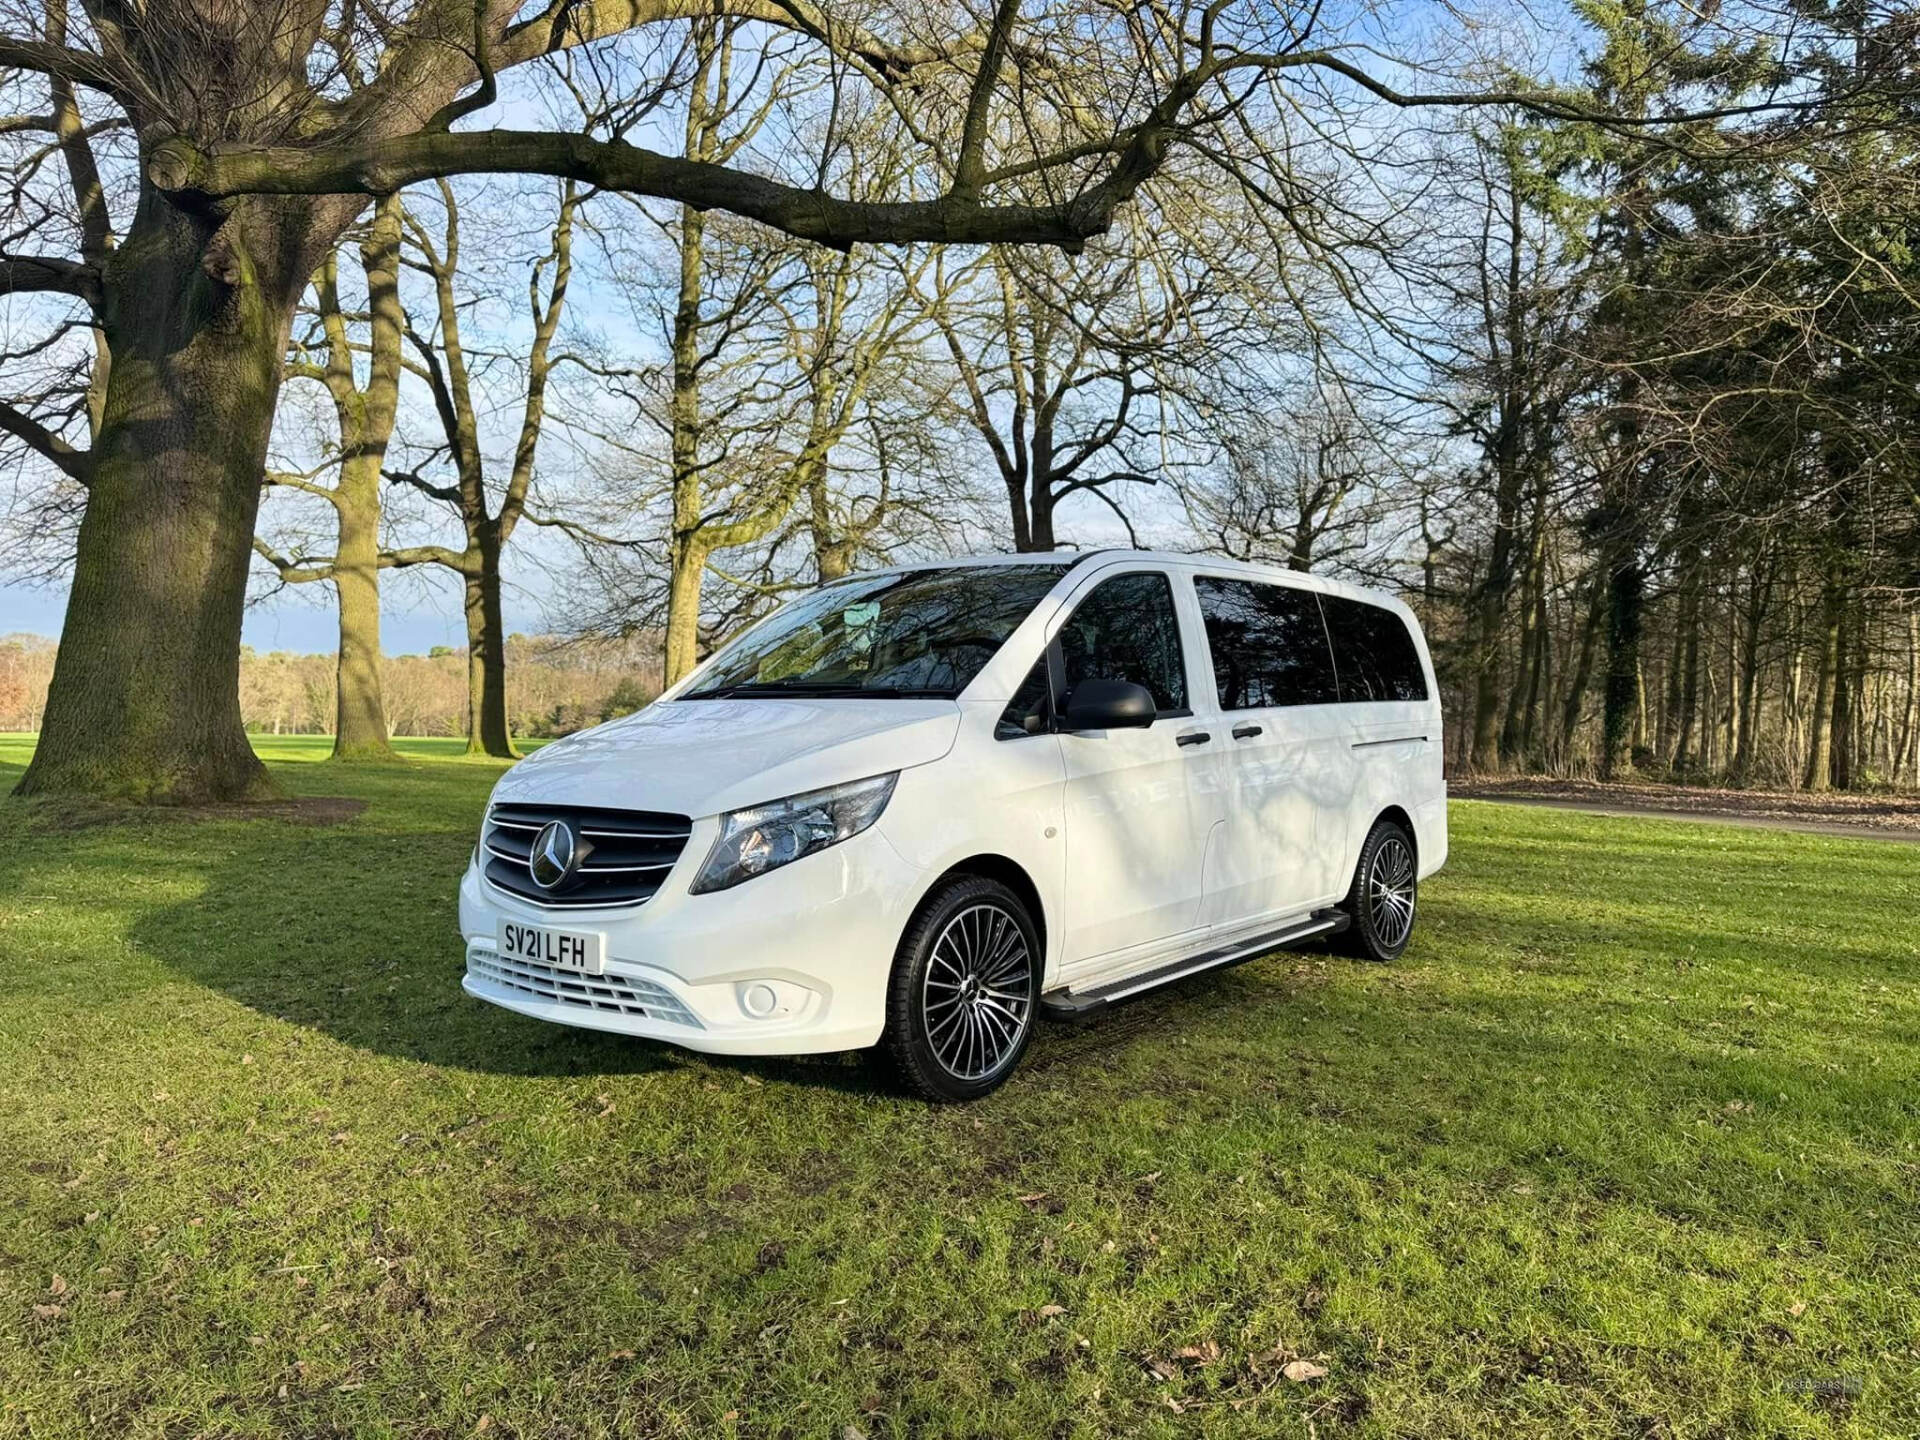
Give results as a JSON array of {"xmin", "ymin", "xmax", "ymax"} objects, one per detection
[{"xmin": 0, "ymin": 631, "xmax": 659, "ymax": 740}]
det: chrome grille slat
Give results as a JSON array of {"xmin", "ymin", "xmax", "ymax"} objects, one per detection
[
  {"xmin": 483, "ymin": 802, "xmax": 691, "ymax": 910},
  {"xmin": 468, "ymin": 950, "xmax": 701, "ymax": 1029}
]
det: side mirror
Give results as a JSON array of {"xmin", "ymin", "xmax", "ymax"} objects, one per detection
[{"xmin": 1063, "ymin": 678, "xmax": 1156, "ymax": 732}]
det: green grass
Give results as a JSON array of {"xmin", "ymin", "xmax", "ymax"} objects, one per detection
[
  {"xmin": 0, "ymin": 733, "xmax": 1915, "ymax": 1438},
  {"xmin": 243, "ymin": 734, "xmax": 553, "ymax": 763}
]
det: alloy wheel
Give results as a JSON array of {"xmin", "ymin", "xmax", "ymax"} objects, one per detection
[
  {"xmin": 921, "ymin": 903, "xmax": 1034, "ymax": 1081},
  {"xmin": 1366, "ymin": 835, "xmax": 1416, "ymax": 949}
]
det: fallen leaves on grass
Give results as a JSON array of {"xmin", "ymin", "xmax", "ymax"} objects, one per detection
[{"xmin": 1281, "ymin": 1359, "xmax": 1328, "ymax": 1383}]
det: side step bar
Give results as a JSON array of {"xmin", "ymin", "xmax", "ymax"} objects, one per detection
[{"xmin": 1039, "ymin": 910, "xmax": 1351, "ymax": 1021}]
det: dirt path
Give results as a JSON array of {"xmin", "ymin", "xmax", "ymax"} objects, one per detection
[{"xmin": 1452, "ymin": 778, "xmax": 1920, "ymax": 844}]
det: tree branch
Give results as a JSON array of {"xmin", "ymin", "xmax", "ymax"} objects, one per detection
[
  {"xmin": 0, "ymin": 398, "xmax": 90, "ymax": 481},
  {"xmin": 0, "ymin": 254, "xmax": 100, "ymax": 305},
  {"xmin": 0, "ymin": 37, "xmax": 131, "ymax": 101},
  {"xmin": 148, "ymin": 131, "xmax": 1119, "ymax": 250},
  {"xmin": 252, "ymin": 537, "xmax": 334, "ymax": 584}
]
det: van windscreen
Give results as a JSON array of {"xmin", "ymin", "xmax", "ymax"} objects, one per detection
[{"xmin": 683, "ymin": 564, "xmax": 1070, "ymax": 700}]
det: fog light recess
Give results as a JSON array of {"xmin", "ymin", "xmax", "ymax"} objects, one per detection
[{"xmin": 741, "ymin": 982, "xmax": 779, "ymax": 1018}]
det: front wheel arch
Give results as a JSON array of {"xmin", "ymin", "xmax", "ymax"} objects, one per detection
[{"xmin": 908, "ymin": 853, "xmax": 1048, "ymax": 973}]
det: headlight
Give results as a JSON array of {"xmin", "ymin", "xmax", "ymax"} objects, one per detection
[{"xmin": 690, "ymin": 772, "xmax": 899, "ymax": 894}]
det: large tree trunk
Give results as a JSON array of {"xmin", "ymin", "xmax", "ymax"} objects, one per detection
[
  {"xmin": 1830, "ymin": 609, "xmax": 1853, "ymax": 790},
  {"xmin": 807, "ymin": 465, "xmax": 855, "ymax": 582},
  {"xmin": 17, "ymin": 197, "xmax": 313, "ymax": 802},
  {"xmin": 662, "ymin": 538, "xmax": 705, "ymax": 688},
  {"xmin": 1561, "ymin": 574, "xmax": 1608, "ymax": 768},
  {"xmin": 1732, "ymin": 561, "xmax": 1769, "ymax": 785},
  {"xmin": 1599, "ymin": 557, "xmax": 1645, "ymax": 780},
  {"xmin": 330, "ymin": 198, "xmax": 403, "ymax": 762},
  {"xmin": 1897, "ymin": 610, "xmax": 1919, "ymax": 787},
  {"xmin": 1673, "ymin": 581, "xmax": 1702, "ymax": 774},
  {"xmin": 463, "ymin": 530, "xmax": 515, "ymax": 758},
  {"xmin": 331, "ymin": 500, "xmax": 392, "ymax": 761},
  {"xmin": 1831, "ymin": 598, "xmax": 1866, "ymax": 791},
  {"xmin": 1803, "ymin": 587, "xmax": 1840, "ymax": 792},
  {"xmin": 1497, "ymin": 480, "xmax": 1548, "ymax": 765},
  {"xmin": 662, "ymin": 191, "xmax": 707, "ymax": 688},
  {"xmin": 1025, "ymin": 429, "xmax": 1057, "ymax": 550}
]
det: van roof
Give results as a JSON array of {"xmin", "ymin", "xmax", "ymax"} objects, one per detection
[{"xmin": 867, "ymin": 549, "xmax": 1410, "ymax": 611}]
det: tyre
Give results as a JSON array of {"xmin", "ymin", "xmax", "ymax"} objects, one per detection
[
  {"xmin": 881, "ymin": 875, "xmax": 1040, "ymax": 1102},
  {"xmin": 1337, "ymin": 817, "xmax": 1418, "ymax": 962}
]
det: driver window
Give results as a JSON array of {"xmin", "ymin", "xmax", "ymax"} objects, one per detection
[{"xmin": 1058, "ymin": 571, "xmax": 1188, "ymax": 714}]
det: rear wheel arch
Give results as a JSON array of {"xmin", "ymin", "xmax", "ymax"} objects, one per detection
[
  {"xmin": 1337, "ymin": 811, "xmax": 1419, "ymax": 963},
  {"xmin": 1372, "ymin": 804, "xmax": 1417, "ymax": 865}
]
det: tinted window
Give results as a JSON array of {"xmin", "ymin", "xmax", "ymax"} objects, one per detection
[
  {"xmin": 684, "ymin": 563, "xmax": 1068, "ymax": 700},
  {"xmin": 1194, "ymin": 576, "xmax": 1339, "ymax": 709},
  {"xmin": 1321, "ymin": 594, "xmax": 1428, "ymax": 702},
  {"xmin": 1058, "ymin": 572, "xmax": 1188, "ymax": 714}
]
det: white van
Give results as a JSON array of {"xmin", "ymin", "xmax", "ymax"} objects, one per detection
[{"xmin": 460, "ymin": 551, "xmax": 1446, "ymax": 1099}]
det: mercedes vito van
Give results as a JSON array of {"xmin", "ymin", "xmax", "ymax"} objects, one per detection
[{"xmin": 460, "ymin": 551, "xmax": 1446, "ymax": 1099}]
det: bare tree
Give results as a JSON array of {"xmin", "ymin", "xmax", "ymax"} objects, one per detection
[
  {"xmin": 381, "ymin": 179, "xmax": 581, "ymax": 757},
  {"xmin": 1188, "ymin": 381, "xmax": 1396, "ymax": 574},
  {"xmin": 252, "ymin": 195, "xmax": 406, "ymax": 760}
]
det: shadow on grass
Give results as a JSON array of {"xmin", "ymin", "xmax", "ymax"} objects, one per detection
[
  {"xmin": 119, "ymin": 816, "xmax": 1294, "ymax": 1095},
  {"xmin": 124, "ymin": 836, "xmax": 892, "ymax": 1092}
]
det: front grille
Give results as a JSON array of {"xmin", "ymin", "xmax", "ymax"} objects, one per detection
[
  {"xmin": 483, "ymin": 802, "xmax": 692, "ymax": 909},
  {"xmin": 468, "ymin": 949, "xmax": 702, "ymax": 1028}
]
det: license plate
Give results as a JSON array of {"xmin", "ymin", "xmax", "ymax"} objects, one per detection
[{"xmin": 498, "ymin": 920, "xmax": 605, "ymax": 975}]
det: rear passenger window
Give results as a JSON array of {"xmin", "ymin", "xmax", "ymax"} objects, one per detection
[
  {"xmin": 1059, "ymin": 572, "xmax": 1188, "ymax": 714},
  {"xmin": 1320, "ymin": 594, "xmax": 1428, "ymax": 702},
  {"xmin": 1194, "ymin": 576, "xmax": 1339, "ymax": 708}
]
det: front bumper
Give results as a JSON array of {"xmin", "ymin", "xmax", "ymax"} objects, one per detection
[{"xmin": 457, "ymin": 820, "xmax": 926, "ymax": 1056}]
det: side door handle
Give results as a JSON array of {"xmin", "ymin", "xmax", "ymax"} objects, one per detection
[
  {"xmin": 1175, "ymin": 729, "xmax": 1212, "ymax": 747},
  {"xmin": 1232, "ymin": 724, "xmax": 1263, "ymax": 740}
]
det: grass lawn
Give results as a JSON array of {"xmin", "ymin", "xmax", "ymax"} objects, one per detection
[
  {"xmin": 1, "ymin": 732, "xmax": 1915, "ymax": 1438},
  {"xmin": 244, "ymin": 734, "xmax": 554, "ymax": 762}
]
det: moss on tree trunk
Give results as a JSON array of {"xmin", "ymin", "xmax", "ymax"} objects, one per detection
[{"xmin": 17, "ymin": 199, "xmax": 308, "ymax": 803}]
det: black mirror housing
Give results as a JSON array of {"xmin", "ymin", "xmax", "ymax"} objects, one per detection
[{"xmin": 1063, "ymin": 678, "xmax": 1157, "ymax": 732}]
